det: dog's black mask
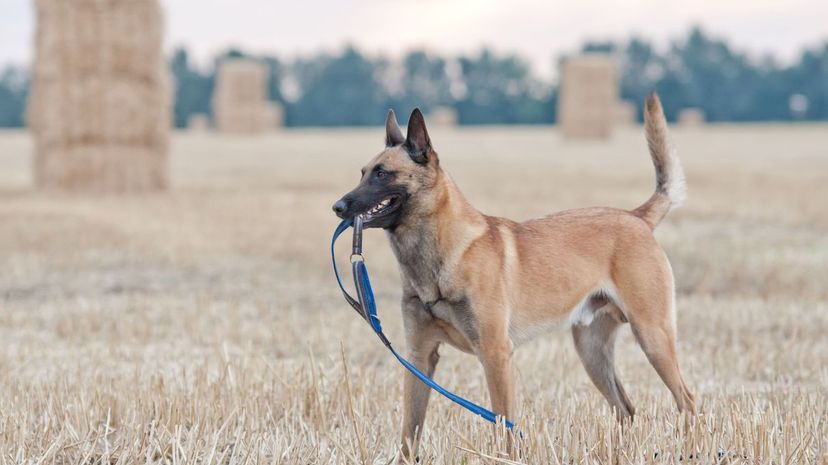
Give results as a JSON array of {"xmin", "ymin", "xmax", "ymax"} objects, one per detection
[
  {"xmin": 332, "ymin": 108, "xmax": 433, "ymax": 230},
  {"xmin": 332, "ymin": 173, "xmax": 409, "ymax": 230}
]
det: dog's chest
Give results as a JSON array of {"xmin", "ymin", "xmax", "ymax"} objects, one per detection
[
  {"xmin": 426, "ymin": 297, "xmax": 477, "ymax": 352},
  {"xmin": 388, "ymin": 230, "xmax": 449, "ymax": 303},
  {"xmin": 404, "ymin": 273, "xmax": 478, "ymax": 350},
  {"xmin": 388, "ymin": 231, "xmax": 477, "ymax": 349}
]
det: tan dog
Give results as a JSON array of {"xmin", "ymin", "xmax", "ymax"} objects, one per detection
[{"xmin": 332, "ymin": 93, "xmax": 695, "ymax": 460}]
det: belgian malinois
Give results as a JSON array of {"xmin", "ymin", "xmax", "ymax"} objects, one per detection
[{"xmin": 332, "ymin": 93, "xmax": 695, "ymax": 460}]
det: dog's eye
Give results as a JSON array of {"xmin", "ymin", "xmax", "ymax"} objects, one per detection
[{"xmin": 376, "ymin": 170, "xmax": 388, "ymax": 179}]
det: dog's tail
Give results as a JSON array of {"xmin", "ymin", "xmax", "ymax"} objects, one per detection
[{"xmin": 631, "ymin": 92, "xmax": 686, "ymax": 230}]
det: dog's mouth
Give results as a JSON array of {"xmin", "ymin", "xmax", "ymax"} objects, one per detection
[{"xmin": 360, "ymin": 195, "xmax": 402, "ymax": 223}]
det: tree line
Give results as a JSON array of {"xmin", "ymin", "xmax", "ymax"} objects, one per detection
[{"xmin": 1, "ymin": 27, "xmax": 826, "ymax": 128}]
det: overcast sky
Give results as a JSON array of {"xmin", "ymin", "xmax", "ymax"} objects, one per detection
[{"xmin": 2, "ymin": 0, "xmax": 826, "ymax": 79}]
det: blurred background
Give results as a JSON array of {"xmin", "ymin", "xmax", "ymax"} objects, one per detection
[
  {"xmin": 1, "ymin": 1, "xmax": 828, "ymax": 129},
  {"xmin": 0, "ymin": 1, "xmax": 827, "ymax": 463}
]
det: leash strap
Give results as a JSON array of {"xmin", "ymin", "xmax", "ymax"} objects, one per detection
[{"xmin": 332, "ymin": 218, "xmax": 515, "ymax": 430}]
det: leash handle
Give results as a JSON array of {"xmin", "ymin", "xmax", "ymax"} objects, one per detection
[
  {"xmin": 352, "ymin": 215, "xmax": 364, "ymax": 256},
  {"xmin": 331, "ymin": 218, "xmax": 363, "ymax": 317},
  {"xmin": 331, "ymin": 218, "xmax": 516, "ymax": 430}
]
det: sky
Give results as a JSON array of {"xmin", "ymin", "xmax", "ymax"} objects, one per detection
[{"xmin": 2, "ymin": 0, "xmax": 827, "ymax": 79}]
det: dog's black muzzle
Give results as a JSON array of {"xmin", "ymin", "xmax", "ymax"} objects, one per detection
[
  {"xmin": 332, "ymin": 187, "xmax": 408, "ymax": 229},
  {"xmin": 332, "ymin": 199, "xmax": 349, "ymax": 217}
]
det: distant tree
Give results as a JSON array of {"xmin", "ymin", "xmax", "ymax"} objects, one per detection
[
  {"xmin": 221, "ymin": 48, "xmax": 248, "ymax": 60},
  {"xmin": 655, "ymin": 27, "xmax": 764, "ymax": 121},
  {"xmin": 386, "ymin": 50, "xmax": 454, "ymax": 122},
  {"xmin": 617, "ymin": 37, "xmax": 664, "ymax": 121},
  {"xmin": 2, "ymin": 31, "xmax": 828, "ymax": 128},
  {"xmin": 582, "ymin": 41, "xmax": 616, "ymax": 54},
  {"xmin": 0, "ymin": 66, "xmax": 28, "ymax": 127},
  {"xmin": 170, "ymin": 47, "xmax": 213, "ymax": 128},
  {"xmin": 749, "ymin": 57, "xmax": 797, "ymax": 121},
  {"xmin": 262, "ymin": 56, "xmax": 284, "ymax": 103},
  {"xmin": 783, "ymin": 43, "xmax": 828, "ymax": 119},
  {"xmin": 288, "ymin": 46, "xmax": 388, "ymax": 126},
  {"xmin": 455, "ymin": 49, "xmax": 551, "ymax": 125},
  {"xmin": 611, "ymin": 28, "xmax": 823, "ymax": 122}
]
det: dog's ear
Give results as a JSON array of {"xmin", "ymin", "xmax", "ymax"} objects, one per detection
[
  {"xmin": 404, "ymin": 108, "xmax": 432, "ymax": 164},
  {"xmin": 385, "ymin": 109, "xmax": 405, "ymax": 147}
]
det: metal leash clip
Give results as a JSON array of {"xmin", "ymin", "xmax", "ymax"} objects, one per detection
[{"xmin": 350, "ymin": 215, "xmax": 365, "ymax": 263}]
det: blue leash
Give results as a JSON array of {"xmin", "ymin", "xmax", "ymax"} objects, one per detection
[{"xmin": 331, "ymin": 216, "xmax": 515, "ymax": 430}]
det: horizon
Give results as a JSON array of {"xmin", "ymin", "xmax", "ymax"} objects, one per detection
[{"xmin": 1, "ymin": 1, "xmax": 827, "ymax": 79}]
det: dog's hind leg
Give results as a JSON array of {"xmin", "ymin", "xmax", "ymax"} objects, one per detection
[
  {"xmin": 615, "ymin": 271, "xmax": 696, "ymax": 414},
  {"xmin": 572, "ymin": 305, "xmax": 635, "ymax": 419},
  {"xmin": 629, "ymin": 314, "xmax": 696, "ymax": 414}
]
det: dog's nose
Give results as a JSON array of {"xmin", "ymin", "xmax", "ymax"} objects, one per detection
[{"xmin": 332, "ymin": 199, "xmax": 348, "ymax": 216}]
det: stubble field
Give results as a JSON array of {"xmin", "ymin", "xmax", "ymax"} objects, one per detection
[{"xmin": 0, "ymin": 124, "xmax": 826, "ymax": 464}]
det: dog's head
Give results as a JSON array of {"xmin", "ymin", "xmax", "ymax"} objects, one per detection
[{"xmin": 332, "ymin": 108, "xmax": 441, "ymax": 230}]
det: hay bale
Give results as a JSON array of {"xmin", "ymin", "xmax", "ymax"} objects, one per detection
[
  {"xmin": 614, "ymin": 100, "xmax": 637, "ymax": 126},
  {"xmin": 262, "ymin": 102, "xmax": 284, "ymax": 130},
  {"xmin": 28, "ymin": 0, "xmax": 169, "ymax": 192},
  {"xmin": 557, "ymin": 55, "xmax": 618, "ymax": 139},
  {"xmin": 188, "ymin": 113, "xmax": 210, "ymax": 132},
  {"xmin": 678, "ymin": 108, "xmax": 705, "ymax": 127},
  {"xmin": 428, "ymin": 106, "xmax": 458, "ymax": 127},
  {"xmin": 213, "ymin": 59, "xmax": 280, "ymax": 134}
]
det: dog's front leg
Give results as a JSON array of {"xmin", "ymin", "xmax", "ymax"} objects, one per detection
[
  {"xmin": 478, "ymin": 322, "xmax": 517, "ymax": 455},
  {"xmin": 399, "ymin": 295, "xmax": 441, "ymax": 463},
  {"xmin": 478, "ymin": 332, "xmax": 515, "ymax": 422}
]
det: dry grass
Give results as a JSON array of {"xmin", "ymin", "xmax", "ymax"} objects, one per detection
[{"xmin": 0, "ymin": 124, "xmax": 826, "ymax": 464}]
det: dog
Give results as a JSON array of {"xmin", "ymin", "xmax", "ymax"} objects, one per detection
[{"xmin": 332, "ymin": 93, "xmax": 695, "ymax": 460}]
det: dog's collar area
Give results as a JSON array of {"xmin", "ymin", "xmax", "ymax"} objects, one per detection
[{"xmin": 331, "ymin": 217, "xmax": 517, "ymax": 431}]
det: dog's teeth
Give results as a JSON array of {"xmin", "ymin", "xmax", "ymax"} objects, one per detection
[{"xmin": 369, "ymin": 199, "xmax": 392, "ymax": 215}]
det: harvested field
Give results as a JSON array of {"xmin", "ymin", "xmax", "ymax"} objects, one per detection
[{"xmin": 0, "ymin": 123, "xmax": 826, "ymax": 463}]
